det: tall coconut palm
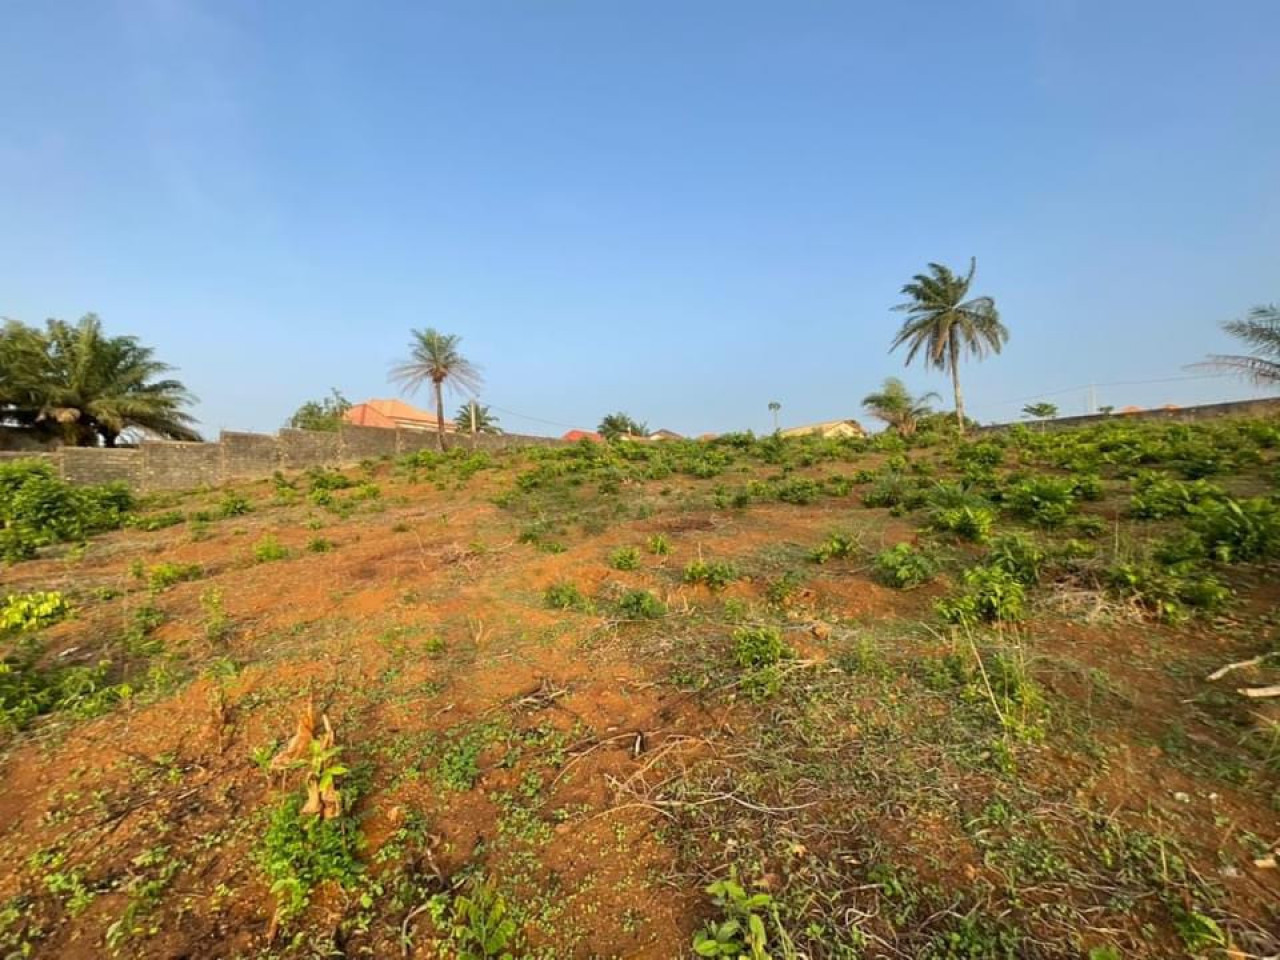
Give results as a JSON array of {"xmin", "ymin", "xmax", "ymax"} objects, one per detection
[
  {"xmin": 1, "ymin": 314, "xmax": 200, "ymax": 446},
  {"xmin": 890, "ymin": 258, "xmax": 1007, "ymax": 434},
  {"xmin": 768, "ymin": 401, "xmax": 781, "ymax": 432},
  {"xmin": 861, "ymin": 377, "xmax": 939, "ymax": 437},
  {"xmin": 389, "ymin": 328, "xmax": 483, "ymax": 450},
  {"xmin": 1196, "ymin": 305, "xmax": 1280, "ymax": 386}
]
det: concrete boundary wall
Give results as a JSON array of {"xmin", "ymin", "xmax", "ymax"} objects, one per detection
[
  {"xmin": 987, "ymin": 396, "xmax": 1280, "ymax": 431},
  {"xmin": 2, "ymin": 426, "xmax": 565, "ymax": 493}
]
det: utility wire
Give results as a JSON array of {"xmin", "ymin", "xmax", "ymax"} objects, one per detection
[
  {"xmin": 987, "ymin": 372, "xmax": 1238, "ymax": 408},
  {"xmin": 483, "ymin": 403, "xmax": 580, "ymax": 431}
]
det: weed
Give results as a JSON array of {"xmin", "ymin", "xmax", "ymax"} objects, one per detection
[
  {"xmin": 1, "ymin": 591, "xmax": 70, "ymax": 633},
  {"xmin": 218, "ymin": 491, "xmax": 252, "ymax": 518},
  {"xmin": 647, "ymin": 533, "xmax": 671, "ymax": 555},
  {"xmin": 146, "ymin": 561, "xmax": 202, "ymax": 591},
  {"xmin": 253, "ymin": 534, "xmax": 290, "ymax": 563},
  {"xmin": 733, "ymin": 625, "xmax": 793, "ymax": 669},
  {"xmin": 937, "ymin": 566, "xmax": 1027, "ymax": 625},
  {"xmin": 446, "ymin": 878, "xmax": 519, "ymax": 959},
  {"xmin": 617, "ymin": 589, "xmax": 666, "ymax": 619},
  {"xmin": 692, "ymin": 872, "xmax": 774, "ymax": 960},
  {"xmin": 307, "ymin": 536, "xmax": 334, "ymax": 553},
  {"xmin": 608, "ymin": 546, "xmax": 640, "ymax": 570},
  {"xmin": 543, "ymin": 581, "xmax": 588, "ymax": 611},
  {"xmin": 809, "ymin": 532, "xmax": 858, "ymax": 564},
  {"xmin": 684, "ymin": 559, "xmax": 738, "ymax": 590}
]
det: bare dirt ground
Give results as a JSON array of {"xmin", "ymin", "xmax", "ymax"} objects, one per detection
[{"xmin": 2, "ymin": 430, "xmax": 1279, "ymax": 959}]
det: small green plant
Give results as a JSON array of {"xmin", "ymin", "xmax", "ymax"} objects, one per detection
[
  {"xmin": 692, "ymin": 873, "xmax": 774, "ymax": 959},
  {"xmin": 809, "ymin": 532, "xmax": 858, "ymax": 564},
  {"xmin": 733, "ymin": 625, "xmax": 793, "ymax": 669},
  {"xmin": 684, "ymin": 559, "xmax": 738, "ymax": 590},
  {"xmin": 200, "ymin": 588, "xmax": 233, "ymax": 644},
  {"xmin": 984, "ymin": 534, "xmax": 1045, "ymax": 585},
  {"xmin": 253, "ymin": 534, "xmax": 290, "ymax": 564},
  {"xmin": 218, "ymin": 491, "xmax": 252, "ymax": 518},
  {"xmin": 646, "ymin": 533, "xmax": 671, "ymax": 555},
  {"xmin": 616, "ymin": 589, "xmax": 665, "ymax": 620},
  {"xmin": 930, "ymin": 504, "xmax": 996, "ymax": 542},
  {"xmin": 307, "ymin": 536, "xmax": 334, "ymax": 553},
  {"xmin": 763, "ymin": 571, "xmax": 804, "ymax": 607},
  {"xmin": 543, "ymin": 581, "xmax": 587, "ymax": 610},
  {"xmin": 447, "ymin": 878, "xmax": 519, "ymax": 959},
  {"xmin": 608, "ymin": 546, "xmax": 640, "ymax": 570},
  {"xmin": 1004, "ymin": 475, "xmax": 1078, "ymax": 527},
  {"xmin": 146, "ymin": 561, "xmax": 202, "ymax": 591},
  {"xmin": 873, "ymin": 543, "xmax": 939, "ymax": 589},
  {"xmin": 936, "ymin": 566, "xmax": 1027, "ymax": 625}
]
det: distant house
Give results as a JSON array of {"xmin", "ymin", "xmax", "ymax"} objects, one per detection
[
  {"xmin": 648, "ymin": 429, "xmax": 683, "ymax": 442},
  {"xmin": 779, "ymin": 419, "xmax": 866, "ymax": 440},
  {"xmin": 562, "ymin": 429, "xmax": 603, "ymax": 443},
  {"xmin": 1119, "ymin": 405, "xmax": 1144, "ymax": 415},
  {"xmin": 343, "ymin": 398, "xmax": 454, "ymax": 432}
]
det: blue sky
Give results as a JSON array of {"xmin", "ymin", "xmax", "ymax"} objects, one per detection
[{"xmin": 2, "ymin": 1, "xmax": 1277, "ymax": 437}]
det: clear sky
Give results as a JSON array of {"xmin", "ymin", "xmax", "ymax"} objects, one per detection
[{"xmin": 2, "ymin": 1, "xmax": 1277, "ymax": 437}]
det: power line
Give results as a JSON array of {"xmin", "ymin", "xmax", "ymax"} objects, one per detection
[
  {"xmin": 987, "ymin": 373, "xmax": 1238, "ymax": 409},
  {"xmin": 483, "ymin": 403, "xmax": 580, "ymax": 431}
]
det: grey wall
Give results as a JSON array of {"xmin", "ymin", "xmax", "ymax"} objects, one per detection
[{"xmin": 1, "ymin": 426, "xmax": 565, "ymax": 492}]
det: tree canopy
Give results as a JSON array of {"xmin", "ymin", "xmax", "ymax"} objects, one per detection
[
  {"xmin": 890, "ymin": 258, "xmax": 1007, "ymax": 433},
  {"xmin": 454, "ymin": 402, "xmax": 502, "ymax": 434},
  {"xmin": 287, "ymin": 389, "xmax": 351, "ymax": 432},
  {"xmin": 861, "ymin": 377, "xmax": 939, "ymax": 437},
  {"xmin": 597, "ymin": 412, "xmax": 647, "ymax": 440},
  {"xmin": 1197, "ymin": 304, "xmax": 1280, "ymax": 386},
  {"xmin": 389, "ymin": 328, "xmax": 483, "ymax": 450},
  {"xmin": 0, "ymin": 314, "xmax": 199, "ymax": 447}
]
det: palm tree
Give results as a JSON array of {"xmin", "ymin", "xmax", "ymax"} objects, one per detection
[
  {"xmin": 598, "ymin": 412, "xmax": 647, "ymax": 441},
  {"xmin": 861, "ymin": 377, "xmax": 939, "ymax": 437},
  {"xmin": 389, "ymin": 328, "xmax": 483, "ymax": 450},
  {"xmin": 1196, "ymin": 305, "xmax": 1280, "ymax": 386},
  {"xmin": 1, "ymin": 314, "xmax": 200, "ymax": 446},
  {"xmin": 890, "ymin": 258, "xmax": 1007, "ymax": 434},
  {"xmin": 454, "ymin": 401, "xmax": 501, "ymax": 435},
  {"xmin": 768, "ymin": 401, "xmax": 781, "ymax": 432}
]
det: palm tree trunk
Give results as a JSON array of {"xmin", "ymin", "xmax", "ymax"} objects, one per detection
[
  {"xmin": 434, "ymin": 379, "xmax": 446, "ymax": 451},
  {"xmin": 949, "ymin": 333, "xmax": 966, "ymax": 434}
]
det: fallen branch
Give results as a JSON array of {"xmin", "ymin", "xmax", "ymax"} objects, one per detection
[
  {"xmin": 1239, "ymin": 684, "xmax": 1280, "ymax": 699},
  {"xmin": 1208, "ymin": 656, "xmax": 1264, "ymax": 681}
]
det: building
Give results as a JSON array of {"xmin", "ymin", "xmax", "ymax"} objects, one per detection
[
  {"xmin": 343, "ymin": 398, "xmax": 454, "ymax": 432},
  {"xmin": 647, "ymin": 429, "xmax": 683, "ymax": 441},
  {"xmin": 561, "ymin": 429, "xmax": 604, "ymax": 443},
  {"xmin": 779, "ymin": 419, "xmax": 866, "ymax": 440}
]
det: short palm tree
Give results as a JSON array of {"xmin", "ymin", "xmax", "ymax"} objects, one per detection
[
  {"xmin": 890, "ymin": 258, "xmax": 1007, "ymax": 433},
  {"xmin": 390, "ymin": 328, "xmax": 483, "ymax": 450},
  {"xmin": 861, "ymin": 377, "xmax": 939, "ymax": 437},
  {"xmin": 1, "ymin": 314, "xmax": 199, "ymax": 446},
  {"xmin": 454, "ymin": 401, "xmax": 501, "ymax": 435},
  {"xmin": 1196, "ymin": 305, "xmax": 1280, "ymax": 386},
  {"xmin": 768, "ymin": 401, "xmax": 781, "ymax": 432}
]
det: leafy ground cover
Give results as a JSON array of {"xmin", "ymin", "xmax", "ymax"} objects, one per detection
[{"xmin": 1, "ymin": 417, "xmax": 1279, "ymax": 958}]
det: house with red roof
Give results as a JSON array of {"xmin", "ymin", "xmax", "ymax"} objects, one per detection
[
  {"xmin": 343, "ymin": 398, "xmax": 455, "ymax": 432},
  {"xmin": 561, "ymin": 429, "xmax": 603, "ymax": 443}
]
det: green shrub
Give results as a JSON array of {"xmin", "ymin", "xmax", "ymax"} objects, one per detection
[
  {"xmin": 617, "ymin": 589, "xmax": 665, "ymax": 620},
  {"xmin": 0, "ymin": 459, "xmax": 133, "ymax": 560},
  {"xmin": 608, "ymin": 546, "xmax": 640, "ymax": 570},
  {"xmin": 862, "ymin": 472, "xmax": 925, "ymax": 510},
  {"xmin": 1, "ymin": 591, "xmax": 71, "ymax": 633},
  {"xmin": 984, "ymin": 534, "xmax": 1045, "ymax": 585},
  {"xmin": 306, "ymin": 467, "xmax": 355, "ymax": 492},
  {"xmin": 307, "ymin": 537, "xmax": 334, "ymax": 553},
  {"xmin": 129, "ymin": 510, "xmax": 185, "ymax": 532},
  {"xmin": 646, "ymin": 534, "xmax": 671, "ymax": 556},
  {"xmin": 936, "ymin": 566, "xmax": 1027, "ymax": 625},
  {"xmin": 930, "ymin": 505, "xmax": 996, "ymax": 543},
  {"xmin": 1003, "ymin": 475, "xmax": 1078, "ymax": 528},
  {"xmin": 810, "ymin": 533, "xmax": 859, "ymax": 564},
  {"xmin": 684, "ymin": 559, "xmax": 738, "ymax": 590},
  {"xmin": 764, "ymin": 571, "xmax": 805, "ymax": 607},
  {"xmin": 732, "ymin": 625, "xmax": 793, "ymax": 669},
  {"xmin": 218, "ymin": 491, "xmax": 253, "ymax": 518},
  {"xmin": 1183, "ymin": 497, "xmax": 1280, "ymax": 563},
  {"xmin": 1105, "ymin": 560, "xmax": 1231, "ymax": 623},
  {"xmin": 146, "ymin": 562, "xmax": 203, "ymax": 591},
  {"xmin": 773, "ymin": 476, "xmax": 823, "ymax": 505},
  {"xmin": 253, "ymin": 535, "xmax": 289, "ymax": 563},
  {"xmin": 873, "ymin": 543, "xmax": 939, "ymax": 589},
  {"xmin": 544, "ymin": 582, "xmax": 587, "ymax": 610},
  {"xmin": 1128, "ymin": 472, "xmax": 1226, "ymax": 520}
]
